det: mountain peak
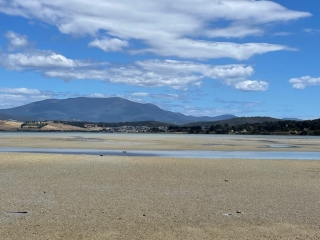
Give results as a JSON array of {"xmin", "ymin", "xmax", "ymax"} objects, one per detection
[{"xmin": 0, "ymin": 97, "xmax": 236, "ymax": 124}]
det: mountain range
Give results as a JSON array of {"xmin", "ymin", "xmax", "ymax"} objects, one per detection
[{"xmin": 0, "ymin": 97, "xmax": 236, "ymax": 125}]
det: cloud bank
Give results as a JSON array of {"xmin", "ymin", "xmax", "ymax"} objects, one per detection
[
  {"xmin": 0, "ymin": 48, "xmax": 267, "ymax": 91},
  {"xmin": 0, "ymin": 0, "xmax": 310, "ymax": 60}
]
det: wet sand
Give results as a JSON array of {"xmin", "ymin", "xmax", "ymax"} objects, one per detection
[
  {"xmin": 1, "ymin": 153, "xmax": 320, "ymax": 239},
  {"xmin": 0, "ymin": 133, "xmax": 319, "ymax": 151}
]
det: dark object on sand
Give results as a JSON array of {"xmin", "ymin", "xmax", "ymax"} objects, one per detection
[{"xmin": 6, "ymin": 212, "xmax": 28, "ymax": 214}]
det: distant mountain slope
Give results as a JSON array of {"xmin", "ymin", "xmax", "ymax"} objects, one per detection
[
  {"xmin": 0, "ymin": 113, "xmax": 12, "ymax": 120},
  {"xmin": 0, "ymin": 113, "xmax": 24, "ymax": 121},
  {"xmin": 185, "ymin": 116, "xmax": 281, "ymax": 127},
  {"xmin": 281, "ymin": 118, "xmax": 303, "ymax": 121},
  {"xmin": 0, "ymin": 97, "xmax": 236, "ymax": 125}
]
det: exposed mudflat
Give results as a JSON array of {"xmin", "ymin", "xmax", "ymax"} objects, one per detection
[{"xmin": 0, "ymin": 133, "xmax": 319, "ymax": 151}]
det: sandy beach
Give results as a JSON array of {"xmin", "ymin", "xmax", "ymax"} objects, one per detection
[
  {"xmin": 1, "ymin": 153, "xmax": 320, "ymax": 239},
  {"xmin": 1, "ymin": 134, "xmax": 320, "ymax": 239}
]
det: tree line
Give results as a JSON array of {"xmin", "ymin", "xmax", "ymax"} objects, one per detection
[
  {"xmin": 50, "ymin": 118, "xmax": 320, "ymax": 135},
  {"xmin": 165, "ymin": 119, "xmax": 320, "ymax": 135}
]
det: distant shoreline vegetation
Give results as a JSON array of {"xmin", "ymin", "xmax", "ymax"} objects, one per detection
[
  {"xmin": 2, "ymin": 118, "xmax": 319, "ymax": 136},
  {"xmin": 166, "ymin": 119, "xmax": 320, "ymax": 136}
]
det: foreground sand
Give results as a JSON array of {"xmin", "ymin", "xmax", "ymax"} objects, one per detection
[{"xmin": 1, "ymin": 153, "xmax": 320, "ymax": 239}]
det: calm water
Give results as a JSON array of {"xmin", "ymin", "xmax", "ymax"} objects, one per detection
[
  {"xmin": 1, "ymin": 147, "xmax": 320, "ymax": 160},
  {"xmin": 1, "ymin": 132, "xmax": 320, "ymax": 140}
]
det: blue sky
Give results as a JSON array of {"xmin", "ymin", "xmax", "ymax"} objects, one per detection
[{"xmin": 0, "ymin": 0, "xmax": 319, "ymax": 119}]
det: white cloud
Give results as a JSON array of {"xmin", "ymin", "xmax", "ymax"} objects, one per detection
[
  {"xmin": 133, "ymin": 60, "xmax": 268, "ymax": 90},
  {"xmin": 0, "ymin": 87, "xmax": 116, "ymax": 109},
  {"xmin": 4, "ymin": 31, "xmax": 29, "ymax": 51},
  {"xmin": 88, "ymin": 38, "xmax": 129, "ymax": 52},
  {"xmin": 0, "ymin": 50, "xmax": 107, "ymax": 71},
  {"xmin": 289, "ymin": 76, "xmax": 320, "ymax": 89},
  {"xmin": 131, "ymin": 92, "xmax": 179, "ymax": 99},
  {"xmin": 43, "ymin": 59, "xmax": 263, "ymax": 90},
  {"xmin": 0, "ymin": 0, "xmax": 310, "ymax": 60},
  {"xmin": 136, "ymin": 60, "xmax": 254, "ymax": 79},
  {"xmin": 0, "ymin": 48, "xmax": 267, "ymax": 91},
  {"xmin": 234, "ymin": 80, "xmax": 268, "ymax": 91},
  {"xmin": 205, "ymin": 25, "xmax": 263, "ymax": 39},
  {"xmin": 131, "ymin": 92, "xmax": 150, "ymax": 97},
  {"xmin": 104, "ymin": 67, "xmax": 203, "ymax": 90},
  {"xmin": 0, "ymin": 51, "xmax": 78, "ymax": 70},
  {"xmin": 0, "ymin": 87, "xmax": 41, "ymax": 95},
  {"xmin": 135, "ymin": 39, "xmax": 293, "ymax": 60},
  {"xmin": 0, "ymin": 87, "xmax": 53, "ymax": 109}
]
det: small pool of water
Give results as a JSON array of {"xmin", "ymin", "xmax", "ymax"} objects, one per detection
[
  {"xmin": 1, "ymin": 147, "xmax": 320, "ymax": 160},
  {"xmin": 268, "ymin": 145, "xmax": 298, "ymax": 148}
]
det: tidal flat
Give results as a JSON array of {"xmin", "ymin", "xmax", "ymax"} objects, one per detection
[
  {"xmin": 1, "ymin": 132, "xmax": 320, "ymax": 151},
  {"xmin": 0, "ymin": 134, "xmax": 320, "ymax": 239}
]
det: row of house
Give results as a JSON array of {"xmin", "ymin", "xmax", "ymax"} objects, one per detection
[{"xmin": 103, "ymin": 126, "xmax": 167, "ymax": 133}]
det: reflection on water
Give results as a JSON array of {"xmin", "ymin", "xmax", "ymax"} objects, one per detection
[{"xmin": 1, "ymin": 147, "xmax": 320, "ymax": 160}]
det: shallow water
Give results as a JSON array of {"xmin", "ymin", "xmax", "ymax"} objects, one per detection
[
  {"xmin": 1, "ymin": 132, "xmax": 320, "ymax": 140},
  {"xmin": 1, "ymin": 147, "xmax": 320, "ymax": 160},
  {"xmin": 268, "ymin": 145, "xmax": 298, "ymax": 148}
]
